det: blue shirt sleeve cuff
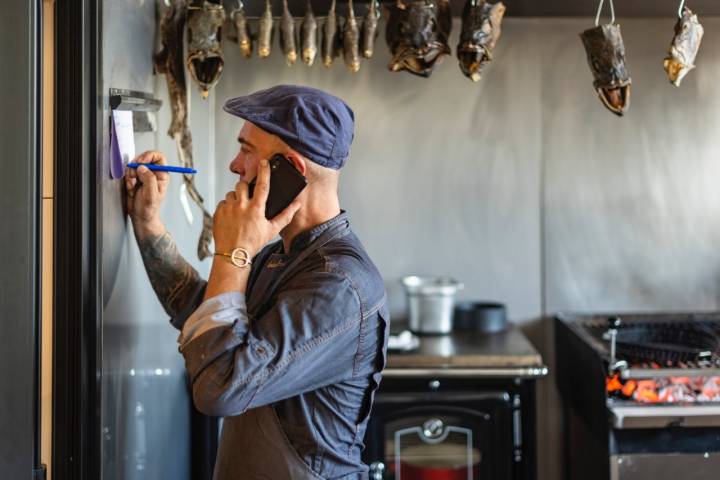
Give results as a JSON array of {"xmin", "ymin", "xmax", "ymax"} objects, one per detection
[{"xmin": 179, "ymin": 291, "xmax": 248, "ymax": 348}]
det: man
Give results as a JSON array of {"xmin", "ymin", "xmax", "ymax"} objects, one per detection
[{"xmin": 124, "ymin": 85, "xmax": 389, "ymax": 479}]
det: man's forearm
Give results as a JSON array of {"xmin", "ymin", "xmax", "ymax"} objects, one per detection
[
  {"xmin": 134, "ymin": 220, "xmax": 206, "ymax": 319},
  {"xmin": 203, "ymin": 257, "xmax": 250, "ymax": 300}
]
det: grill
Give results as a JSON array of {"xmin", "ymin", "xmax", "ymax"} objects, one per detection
[
  {"xmin": 555, "ymin": 313, "xmax": 720, "ymax": 480},
  {"xmin": 582, "ymin": 315, "xmax": 720, "ymax": 368}
]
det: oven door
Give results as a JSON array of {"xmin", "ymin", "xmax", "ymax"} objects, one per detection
[{"xmin": 364, "ymin": 391, "xmax": 514, "ymax": 480}]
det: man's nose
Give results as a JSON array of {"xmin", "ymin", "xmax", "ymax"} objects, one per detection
[{"xmin": 230, "ymin": 155, "xmax": 244, "ymax": 175}]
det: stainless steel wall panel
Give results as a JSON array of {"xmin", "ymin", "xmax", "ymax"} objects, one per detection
[
  {"xmin": 99, "ymin": 1, "xmax": 215, "ymax": 479},
  {"xmin": 543, "ymin": 18, "xmax": 720, "ymax": 313}
]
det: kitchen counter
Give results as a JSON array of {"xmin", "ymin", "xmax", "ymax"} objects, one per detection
[{"xmin": 385, "ymin": 325, "xmax": 548, "ymax": 378}]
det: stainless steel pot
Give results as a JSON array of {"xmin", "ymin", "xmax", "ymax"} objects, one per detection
[{"xmin": 401, "ymin": 276, "xmax": 464, "ymax": 334}]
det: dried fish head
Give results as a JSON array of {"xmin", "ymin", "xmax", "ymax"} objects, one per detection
[
  {"xmin": 281, "ymin": 0, "xmax": 298, "ymax": 65},
  {"xmin": 580, "ymin": 23, "xmax": 631, "ymax": 116},
  {"xmin": 386, "ymin": 0, "xmax": 452, "ymax": 78},
  {"xmin": 156, "ymin": 0, "xmax": 214, "ymax": 259},
  {"xmin": 664, "ymin": 6, "xmax": 704, "ymax": 87},
  {"xmin": 301, "ymin": 1, "xmax": 318, "ymax": 65},
  {"xmin": 343, "ymin": 0, "xmax": 361, "ymax": 72},
  {"xmin": 186, "ymin": 1, "xmax": 226, "ymax": 98},
  {"xmin": 361, "ymin": 0, "xmax": 380, "ymax": 58},
  {"xmin": 457, "ymin": 0, "xmax": 505, "ymax": 82},
  {"xmin": 258, "ymin": 0, "xmax": 275, "ymax": 58},
  {"xmin": 322, "ymin": 0, "xmax": 340, "ymax": 67},
  {"xmin": 232, "ymin": 3, "xmax": 253, "ymax": 58}
]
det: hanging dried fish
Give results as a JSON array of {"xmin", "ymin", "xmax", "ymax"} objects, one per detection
[
  {"xmin": 232, "ymin": 1, "xmax": 253, "ymax": 58},
  {"xmin": 322, "ymin": 0, "xmax": 340, "ymax": 67},
  {"xmin": 385, "ymin": 0, "xmax": 452, "ymax": 78},
  {"xmin": 154, "ymin": 0, "xmax": 213, "ymax": 260},
  {"xmin": 361, "ymin": 0, "xmax": 380, "ymax": 59},
  {"xmin": 664, "ymin": 6, "xmax": 704, "ymax": 87},
  {"xmin": 343, "ymin": 0, "xmax": 361, "ymax": 72},
  {"xmin": 457, "ymin": 0, "xmax": 505, "ymax": 82},
  {"xmin": 258, "ymin": 0, "xmax": 274, "ymax": 58},
  {"xmin": 580, "ymin": 24, "xmax": 631, "ymax": 116},
  {"xmin": 301, "ymin": 0, "xmax": 318, "ymax": 65},
  {"xmin": 280, "ymin": 0, "xmax": 298, "ymax": 65},
  {"xmin": 186, "ymin": 0, "xmax": 226, "ymax": 99}
]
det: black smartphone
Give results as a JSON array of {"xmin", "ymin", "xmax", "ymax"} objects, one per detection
[{"xmin": 248, "ymin": 154, "xmax": 307, "ymax": 219}]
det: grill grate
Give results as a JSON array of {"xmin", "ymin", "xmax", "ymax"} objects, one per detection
[{"xmin": 584, "ymin": 318, "xmax": 720, "ymax": 365}]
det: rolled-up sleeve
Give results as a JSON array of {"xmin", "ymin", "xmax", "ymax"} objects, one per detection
[
  {"xmin": 178, "ymin": 291, "xmax": 248, "ymax": 347},
  {"xmin": 179, "ymin": 270, "xmax": 364, "ymax": 417}
]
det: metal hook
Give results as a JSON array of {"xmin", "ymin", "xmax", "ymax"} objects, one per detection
[
  {"xmin": 678, "ymin": 0, "xmax": 686, "ymax": 18},
  {"xmin": 595, "ymin": 0, "xmax": 615, "ymax": 27},
  {"xmin": 230, "ymin": 0, "xmax": 243, "ymax": 16}
]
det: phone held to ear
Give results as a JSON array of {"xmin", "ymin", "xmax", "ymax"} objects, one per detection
[{"xmin": 248, "ymin": 154, "xmax": 307, "ymax": 219}]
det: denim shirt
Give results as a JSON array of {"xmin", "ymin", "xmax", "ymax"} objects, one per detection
[{"xmin": 174, "ymin": 212, "xmax": 389, "ymax": 479}]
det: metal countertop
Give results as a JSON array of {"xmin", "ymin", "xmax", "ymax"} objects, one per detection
[{"xmin": 385, "ymin": 324, "xmax": 547, "ymax": 378}]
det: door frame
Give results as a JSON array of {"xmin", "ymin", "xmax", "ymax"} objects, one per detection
[{"xmin": 53, "ymin": 0, "xmax": 102, "ymax": 479}]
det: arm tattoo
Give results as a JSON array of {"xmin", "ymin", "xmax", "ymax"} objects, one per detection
[{"xmin": 137, "ymin": 229, "xmax": 206, "ymax": 318}]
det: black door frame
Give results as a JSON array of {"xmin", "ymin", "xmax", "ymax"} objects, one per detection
[
  {"xmin": 53, "ymin": 0, "xmax": 102, "ymax": 479},
  {"xmin": 0, "ymin": 0, "xmax": 42, "ymax": 478}
]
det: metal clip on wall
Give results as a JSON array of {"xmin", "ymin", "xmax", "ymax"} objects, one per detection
[{"xmin": 109, "ymin": 88, "xmax": 162, "ymax": 133}]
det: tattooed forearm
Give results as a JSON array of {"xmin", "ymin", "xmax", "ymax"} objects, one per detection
[{"xmin": 137, "ymin": 228, "xmax": 207, "ymax": 318}]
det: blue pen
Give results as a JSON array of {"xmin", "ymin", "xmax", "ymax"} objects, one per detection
[{"xmin": 127, "ymin": 163, "xmax": 197, "ymax": 174}]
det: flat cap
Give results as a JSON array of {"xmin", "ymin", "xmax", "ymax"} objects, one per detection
[{"xmin": 223, "ymin": 85, "xmax": 355, "ymax": 170}]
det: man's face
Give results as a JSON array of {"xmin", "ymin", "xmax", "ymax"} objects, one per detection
[{"xmin": 229, "ymin": 122, "xmax": 279, "ymax": 182}]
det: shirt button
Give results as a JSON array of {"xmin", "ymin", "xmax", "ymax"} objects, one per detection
[{"xmin": 256, "ymin": 347, "xmax": 265, "ymax": 354}]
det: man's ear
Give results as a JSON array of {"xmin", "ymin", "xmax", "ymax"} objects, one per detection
[{"xmin": 285, "ymin": 152, "xmax": 307, "ymax": 176}]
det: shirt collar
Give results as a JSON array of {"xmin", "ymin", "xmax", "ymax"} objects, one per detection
[{"xmin": 285, "ymin": 210, "xmax": 349, "ymax": 255}]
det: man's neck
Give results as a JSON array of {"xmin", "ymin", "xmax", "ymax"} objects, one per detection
[{"xmin": 280, "ymin": 194, "xmax": 341, "ymax": 253}]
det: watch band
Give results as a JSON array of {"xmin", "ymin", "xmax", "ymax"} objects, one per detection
[{"xmin": 214, "ymin": 247, "xmax": 252, "ymax": 268}]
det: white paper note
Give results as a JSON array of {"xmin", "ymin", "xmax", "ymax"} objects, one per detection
[{"xmin": 110, "ymin": 110, "xmax": 135, "ymax": 179}]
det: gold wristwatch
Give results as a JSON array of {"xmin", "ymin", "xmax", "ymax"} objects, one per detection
[{"xmin": 214, "ymin": 247, "xmax": 252, "ymax": 268}]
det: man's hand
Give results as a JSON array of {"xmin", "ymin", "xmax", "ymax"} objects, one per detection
[
  {"xmin": 124, "ymin": 151, "xmax": 170, "ymax": 230},
  {"xmin": 213, "ymin": 159, "xmax": 301, "ymax": 257},
  {"xmin": 123, "ymin": 151, "xmax": 205, "ymax": 319}
]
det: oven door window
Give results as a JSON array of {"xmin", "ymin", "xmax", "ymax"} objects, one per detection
[{"xmin": 377, "ymin": 399, "xmax": 512, "ymax": 480}]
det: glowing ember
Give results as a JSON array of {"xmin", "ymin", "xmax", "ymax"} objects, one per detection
[
  {"xmin": 606, "ymin": 374, "xmax": 623, "ymax": 392},
  {"xmin": 606, "ymin": 374, "xmax": 720, "ymax": 403}
]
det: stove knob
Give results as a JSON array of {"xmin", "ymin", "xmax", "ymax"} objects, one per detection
[
  {"xmin": 423, "ymin": 418, "xmax": 445, "ymax": 439},
  {"xmin": 369, "ymin": 461, "xmax": 385, "ymax": 480}
]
